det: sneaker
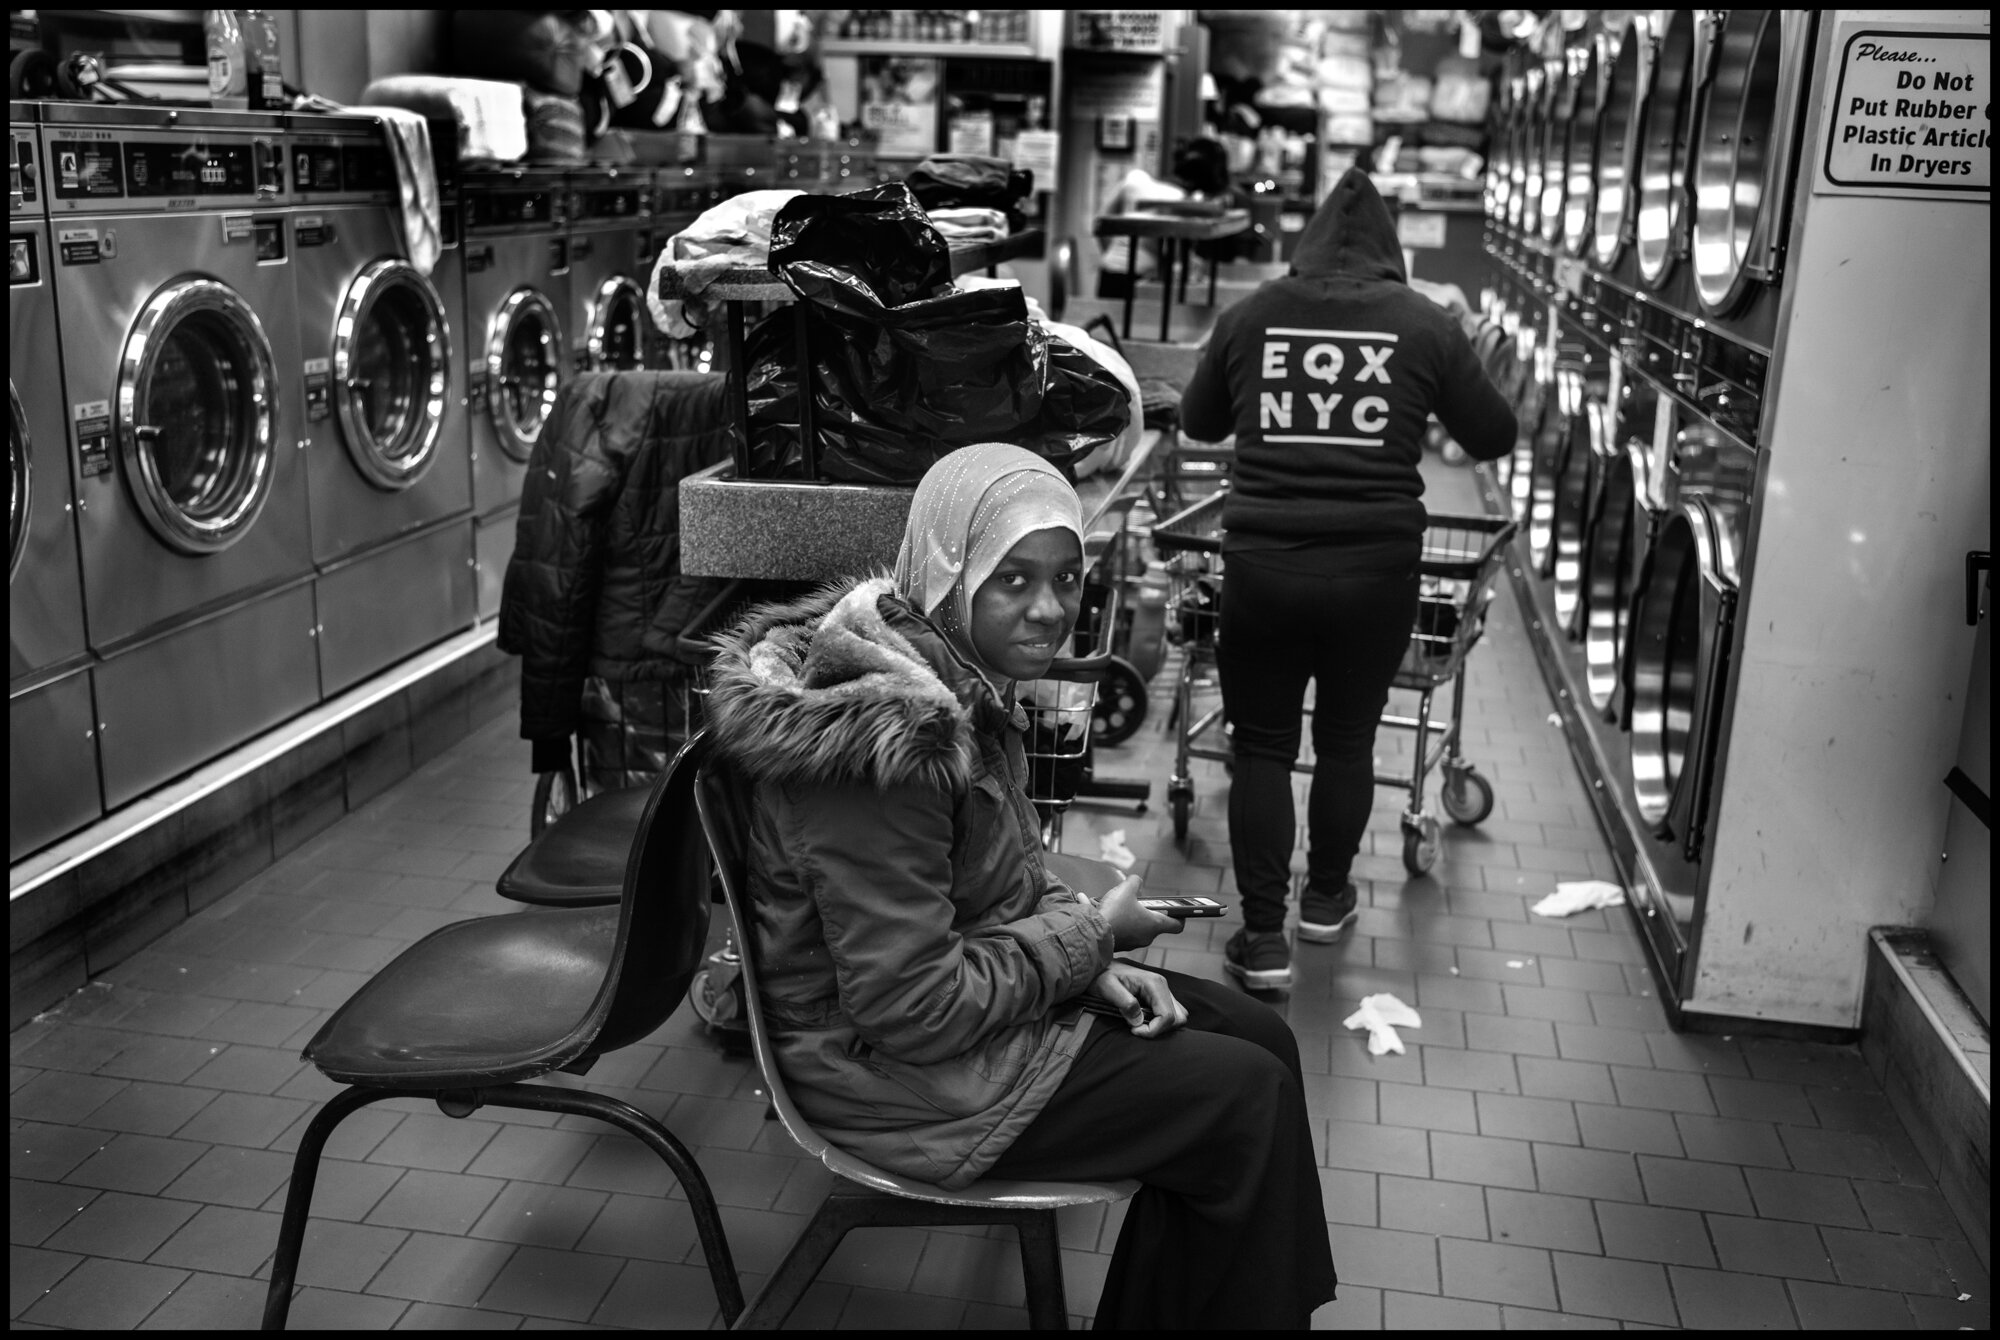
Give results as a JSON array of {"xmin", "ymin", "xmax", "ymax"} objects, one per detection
[
  {"xmin": 1298, "ymin": 879, "xmax": 1359, "ymax": 944},
  {"xmin": 1224, "ymin": 928, "xmax": 1293, "ymax": 991}
]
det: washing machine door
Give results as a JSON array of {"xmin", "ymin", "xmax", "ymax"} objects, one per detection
[
  {"xmin": 115, "ymin": 277, "xmax": 279, "ymax": 556},
  {"xmin": 1551, "ymin": 373, "xmax": 1608, "ymax": 635},
  {"xmin": 1591, "ymin": 17, "xmax": 1649, "ymax": 269},
  {"xmin": 1628, "ymin": 495, "xmax": 1738, "ymax": 857},
  {"xmin": 1517, "ymin": 65, "xmax": 1548, "ymax": 233},
  {"xmin": 1560, "ymin": 36, "xmax": 1602, "ymax": 257},
  {"xmin": 485, "ymin": 286, "xmax": 565, "ymax": 462},
  {"xmin": 1537, "ymin": 51, "xmax": 1572, "ymax": 244},
  {"xmin": 1528, "ymin": 364, "xmax": 1582, "ymax": 573},
  {"xmin": 9, "ymin": 381, "xmax": 27, "ymax": 584},
  {"xmin": 584, "ymin": 274, "xmax": 648, "ymax": 372},
  {"xmin": 1634, "ymin": 8, "xmax": 1700, "ymax": 289},
  {"xmin": 1584, "ymin": 367, "xmax": 1651, "ymax": 712},
  {"xmin": 1692, "ymin": 10, "xmax": 1805, "ymax": 315},
  {"xmin": 333, "ymin": 258, "xmax": 453, "ymax": 491}
]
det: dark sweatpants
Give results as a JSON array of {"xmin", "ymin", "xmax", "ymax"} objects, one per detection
[
  {"xmin": 1216, "ymin": 547, "xmax": 1421, "ymax": 932},
  {"xmin": 988, "ymin": 967, "xmax": 1337, "ymax": 1329}
]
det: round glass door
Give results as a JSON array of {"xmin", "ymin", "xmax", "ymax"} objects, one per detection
[
  {"xmin": 9, "ymin": 382, "xmax": 28, "ymax": 583},
  {"xmin": 1591, "ymin": 18, "xmax": 1647, "ymax": 268},
  {"xmin": 485, "ymin": 287, "xmax": 564, "ymax": 463},
  {"xmin": 115, "ymin": 278, "xmax": 278, "ymax": 555},
  {"xmin": 1517, "ymin": 67, "xmax": 1547, "ymax": 233},
  {"xmin": 1693, "ymin": 10, "xmax": 1784, "ymax": 313},
  {"xmin": 1634, "ymin": 9, "xmax": 1699, "ymax": 288},
  {"xmin": 1560, "ymin": 38, "xmax": 1602, "ymax": 256},
  {"xmin": 585, "ymin": 274, "xmax": 647, "ymax": 372},
  {"xmin": 1537, "ymin": 52, "xmax": 1570, "ymax": 243},
  {"xmin": 333, "ymin": 258, "xmax": 452, "ymax": 491}
]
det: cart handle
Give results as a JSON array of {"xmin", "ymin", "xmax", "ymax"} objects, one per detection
[{"xmin": 674, "ymin": 579, "xmax": 749, "ymax": 662}]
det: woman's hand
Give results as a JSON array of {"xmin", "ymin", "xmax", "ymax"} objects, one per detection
[
  {"xmin": 1086, "ymin": 962, "xmax": 1188, "ymax": 1039},
  {"xmin": 1097, "ymin": 873, "xmax": 1184, "ymax": 950}
]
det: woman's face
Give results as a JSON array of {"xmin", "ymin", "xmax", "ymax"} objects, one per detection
[{"xmin": 967, "ymin": 528, "xmax": 1083, "ymax": 682}]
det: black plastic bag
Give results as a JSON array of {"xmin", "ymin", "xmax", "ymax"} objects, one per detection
[
  {"xmin": 903, "ymin": 154, "xmax": 1036, "ymax": 228},
  {"xmin": 743, "ymin": 183, "xmax": 1130, "ymax": 485}
]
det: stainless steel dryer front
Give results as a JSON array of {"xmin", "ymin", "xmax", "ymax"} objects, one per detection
[
  {"xmin": 11, "ymin": 104, "xmax": 101, "ymax": 861},
  {"xmin": 565, "ymin": 164, "xmax": 653, "ymax": 375},
  {"xmin": 43, "ymin": 103, "xmax": 319, "ymax": 809},
  {"xmin": 287, "ymin": 111, "xmax": 474, "ymax": 695}
]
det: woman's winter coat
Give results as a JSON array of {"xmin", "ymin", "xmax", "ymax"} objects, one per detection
[
  {"xmin": 498, "ymin": 371, "xmax": 736, "ymax": 786},
  {"xmin": 704, "ymin": 576, "xmax": 1114, "ymax": 1190}
]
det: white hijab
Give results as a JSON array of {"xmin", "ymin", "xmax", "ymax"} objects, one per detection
[{"xmin": 891, "ymin": 443, "xmax": 1084, "ymax": 671}]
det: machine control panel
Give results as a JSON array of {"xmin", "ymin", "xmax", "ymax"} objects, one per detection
[
  {"xmin": 290, "ymin": 139, "xmax": 393, "ymax": 197},
  {"xmin": 463, "ymin": 188, "xmax": 562, "ymax": 231},
  {"xmin": 45, "ymin": 132, "xmax": 285, "ymax": 208},
  {"xmin": 572, "ymin": 184, "xmax": 650, "ymax": 223}
]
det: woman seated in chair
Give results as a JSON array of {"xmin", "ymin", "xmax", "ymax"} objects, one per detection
[{"xmin": 705, "ymin": 442, "xmax": 1337, "ymax": 1329}]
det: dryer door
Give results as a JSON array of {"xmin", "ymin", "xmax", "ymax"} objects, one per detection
[
  {"xmin": 1692, "ymin": 10, "xmax": 1808, "ymax": 315},
  {"xmin": 1591, "ymin": 17, "xmax": 1647, "ymax": 269},
  {"xmin": 9, "ymin": 382, "xmax": 27, "ymax": 583},
  {"xmin": 1634, "ymin": 9, "xmax": 1699, "ymax": 289},
  {"xmin": 485, "ymin": 286, "xmax": 565, "ymax": 463},
  {"xmin": 584, "ymin": 274, "xmax": 648, "ymax": 372},
  {"xmin": 1628, "ymin": 495, "xmax": 1738, "ymax": 855},
  {"xmin": 1560, "ymin": 37, "xmax": 1602, "ymax": 257},
  {"xmin": 115, "ymin": 277, "xmax": 279, "ymax": 555},
  {"xmin": 333, "ymin": 258, "xmax": 453, "ymax": 491}
]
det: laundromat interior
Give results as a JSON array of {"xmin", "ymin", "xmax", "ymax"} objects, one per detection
[{"xmin": 7, "ymin": 7, "xmax": 1991, "ymax": 1331}]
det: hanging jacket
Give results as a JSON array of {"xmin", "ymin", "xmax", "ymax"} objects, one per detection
[
  {"xmin": 498, "ymin": 371, "xmax": 736, "ymax": 768},
  {"xmin": 704, "ymin": 576, "xmax": 1113, "ymax": 1190},
  {"xmin": 1179, "ymin": 168, "xmax": 1517, "ymax": 551}
]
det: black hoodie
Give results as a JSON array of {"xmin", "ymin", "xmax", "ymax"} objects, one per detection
[{"xmin": 1180, "ymin": 169, "xmax": 1516, "ymax": 552}]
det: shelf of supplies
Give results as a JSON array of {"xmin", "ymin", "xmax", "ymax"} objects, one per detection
[{"xmin": 820, "ymin": 39, "xmax": 1040, "ymax": 59}]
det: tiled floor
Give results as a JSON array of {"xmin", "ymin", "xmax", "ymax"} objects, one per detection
[{"xmin": 10, "ymin": 458, "xmax": 1988, "ymax": 1330}]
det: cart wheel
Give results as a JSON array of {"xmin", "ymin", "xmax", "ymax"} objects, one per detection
[
  {"xmin": 1401, "ymin": 815, "xmax": 1441, "ymax": 875},
  {"xmin": 689, "ymin": 965, "xmax": 752, "ymax": 1055},
  {"xmin": 1169, "ymin": 787, "xmax": 1194, "ymax": 841},
  {"xmin": 1440, "ymin": 767, "xmax": 1495, "ymax": 826},
  {"xmin": 1091, "ymin": 656, "xmax": 1149, "ymax": 748},
  {"xmin": 530, "ymin": 767, "xmax": 577, "ymax": 839}
]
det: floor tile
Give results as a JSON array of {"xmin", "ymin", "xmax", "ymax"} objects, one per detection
[
  {"xmin": 1549, "ymin": 1252, "xmax": 1677, "ymax": 1326},
  {"xmin": 1667, "ymin": 1265, "xmax": 1798, "ymax": 1329},
  {"xmin": 1818, "ymin": 1226, "xmax": 1955, "ymax": 1294},
  {"xmin": 1483, "ymin": 1188, "xmax": 1598, "ymax": 1254},
  {"xmin": 1439, "ymin": 1236, "xmax": 1558, "ymax": 1310},
  {"xmin": 1704, "ymin": 1213, "xmax": 1835, "ymax": 1281},
  {"xmin": 1594, "ymin": 1200, "xmax": 1715, "ymax": 1268},
  {"xmin": 39, "ymin": 1190, "xmax": 197, "ymax": 1262},
  {"xmin": 1786, "ymin": 1279, "xmax": 1916, "ymax": 1330},
  {"xmin": 1378, "ymin": 1174, "xmax": 1487, "ymax": 1240},
  {"xmin": 19, "ymin": 1255, "xmax": 187, "ymax": 1329}
]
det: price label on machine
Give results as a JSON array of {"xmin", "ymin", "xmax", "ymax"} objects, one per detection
[{"xmin": 1818, "ymin": 22, "xmax": 1989, "ymax": 199}]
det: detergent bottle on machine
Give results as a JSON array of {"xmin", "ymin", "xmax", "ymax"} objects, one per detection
[{"xmin": 203, "ymin": 10, "xmax": 248, "ymax": 110}]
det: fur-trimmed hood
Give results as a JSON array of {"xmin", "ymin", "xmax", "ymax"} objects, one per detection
[{"xmin": 705, "ymin": 575, "xmax": 1007, "ymax": 791}]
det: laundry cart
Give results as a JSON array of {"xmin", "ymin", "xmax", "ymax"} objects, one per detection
[{"xmin": 1153, "ymin": 488, "xmax": 1517, "ymax": 874}]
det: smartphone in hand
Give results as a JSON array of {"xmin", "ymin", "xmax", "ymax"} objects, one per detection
[{"xmin": 1138, "ymin": 896, "xmax": 1225, "ymax": 918}]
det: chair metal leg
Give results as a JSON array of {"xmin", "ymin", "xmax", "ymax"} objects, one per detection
[
  {"xmin": 1017, "ymin": 1209, "xmax": 1070, "ymax": 1330},
  {"xmin": 483, "ymin": 1082, "xmax": 746, "ymax": 1326},
  {"xmin": 261, "ymin": 1086, "xmax": 405, "ymax": 1330}
]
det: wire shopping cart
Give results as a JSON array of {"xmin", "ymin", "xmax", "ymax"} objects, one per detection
[
  {"xmin": 1382, "ymin": 513, "xmax": 1518, "ymax": 873},
  {"xmin": 1019, "ymin": 572, "xmax": 1126, "ymax": 852},
  {"xmin": 1152, "ymin": 491, "xmax": 1518, "ymax": 875}
]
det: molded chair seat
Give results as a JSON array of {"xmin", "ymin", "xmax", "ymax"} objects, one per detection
[
  {"xmin": 693, "ymin": 760, "xmax": 1137, "ymax": 1330},
  {"xmin": 261, "ymin": 735, "xmax": 744, "ymax": 1330},
  {"xmin": 496, "ymin": 783, "xmax": 652, "ymax": 907}
]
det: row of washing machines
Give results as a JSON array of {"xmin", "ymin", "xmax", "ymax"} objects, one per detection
[
  {"xmin": 1468, "ymin": 12, "xmax": 1815, "ymax": 987},
  {"xmin": 8, "ymin": 101, "xmax": 805, "ymax": 864}
]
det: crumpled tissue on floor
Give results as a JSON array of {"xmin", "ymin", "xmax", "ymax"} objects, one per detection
[
  {"xmin": 1344, "ymin": 993, "xmax": 1423, "ymax": 1055},
  {"xmin": 1532, "ymin": 880, "xmax": 1627, "ymax": 918}
]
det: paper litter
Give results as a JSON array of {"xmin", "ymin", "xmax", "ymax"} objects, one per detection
[
  {"xmin": 1343, "ymin": 993, "xmax": 1423, "ymax": 1056},
  {"xmin": 1532, "ymin": 880, "xmax": 1627, "ymax": 917},
  {"xmin": 1097, "ymin": 830, "xmax": 1137, "ymax": 872}
]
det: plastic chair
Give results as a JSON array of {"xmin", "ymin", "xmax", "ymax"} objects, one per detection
[
  {"xmin": 496, "ymin": 783, "xmax": 652, "ymax": 907},
  {"xmin": 693, "ymin": 758, "xmax": 1138, "ymax": 1330},
  {"xmin": 261, "ymin": 733, "xmax": 744, "ymax": 1330}
]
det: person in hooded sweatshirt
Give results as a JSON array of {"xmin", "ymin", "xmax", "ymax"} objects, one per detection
[
  {"xmin": 1179, "ymin": 168, "xmax": 1517, "ymax": 992},
  {"xmin": 704, "ymin": 443, "xmax": 1337, "ymax": 1328}
]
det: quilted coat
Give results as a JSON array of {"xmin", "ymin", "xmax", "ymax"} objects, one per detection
[
  {"xmin": 497, "ymin": 371, "xmax": 736, "ymax": 787},
  {"xmin": 704, "ymin": 576, "xmax": 1115, "ymax": 1190}
]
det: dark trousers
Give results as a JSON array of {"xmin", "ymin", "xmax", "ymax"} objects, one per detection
[
  {"xmin": 1216, "ymin": 548, "xmax": 1420, "ymax": 932},
  {"xmin": 989, "ymin": 967, "xmax": 1337, "ymax": 1329}
]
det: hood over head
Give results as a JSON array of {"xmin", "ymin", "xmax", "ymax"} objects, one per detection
[{"xmin": 1288, "ymin": 167, "xmax": 1407, "ymax": 283}]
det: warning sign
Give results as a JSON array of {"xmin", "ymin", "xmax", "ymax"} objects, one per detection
[{"xmin": 1819, "ymin": 22, "xmax": 1989, "ymax": 199}]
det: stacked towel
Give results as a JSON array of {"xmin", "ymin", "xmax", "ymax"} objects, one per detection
[{"xmin": 335, "ymin": 107, "xmax": 442, "ymax": 275}]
